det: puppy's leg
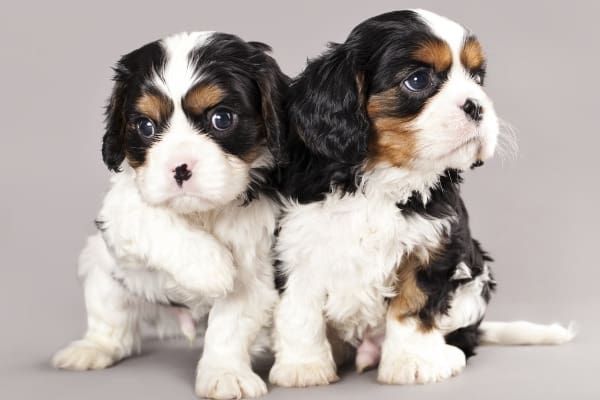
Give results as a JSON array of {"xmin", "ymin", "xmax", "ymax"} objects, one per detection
[
  {"xmin": 377, "ymin": 257, "xmax": 467, "ymax": 384},
  {"xmin": 52, "ymin": 235, "xmax": 141, "ymax": 370},
  {"xmin": 269, "ymin": 273, "xmax": 337, "ymax": 387},
  {"xmin": 195, "ymin": 274, "xmax": 278, "ymax": 399},
  {"xmin": 100, "ymin": 187, "xmax": 236, "ymax": 298},
  {"xmin": 355, "ymin": 327, "xmax": 384, "ymax": 373},
  {"xmin": 378, "ymin": 315, "xmax": 466, "ymax": 384}
]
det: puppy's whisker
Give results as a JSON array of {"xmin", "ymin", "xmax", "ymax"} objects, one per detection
[{"xmin": 496, "ymin": 118, "xmax": 519, "ymax": 164}]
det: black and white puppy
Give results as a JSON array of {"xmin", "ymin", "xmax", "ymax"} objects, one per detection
[
  {"xmin": 271, "ymin": 9, "xmax": 574, "ymax": 387},
  {"xmin": 52, "ymin": 32, "xmax": 287, "ymax": 399}
]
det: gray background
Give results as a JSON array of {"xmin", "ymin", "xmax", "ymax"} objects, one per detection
[{"xmin": 1, "ymin": 0, "xmax": 599, "ymax": 398}]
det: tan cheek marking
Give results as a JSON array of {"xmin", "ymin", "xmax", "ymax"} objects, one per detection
[
  {"xmin": 183, "ymin": 84, "xmax": 225, "ymax": 114},
  {"xmin": 413, "ymin": 39, "xmax": 452, "ymax": 72},
  {"xmin": 461, "ymin": 38, "xmax": 485, "ymax": 70},
  {"xmin": 366, "ymin": 89, "xmax": 417, "ymax": 168},
  {"xmin": 135, "ymin": 93, "xmax": 173, "ymax": 123}
]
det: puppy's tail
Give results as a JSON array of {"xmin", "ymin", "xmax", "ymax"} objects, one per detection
[{"xmin": 480, "ymin": 321, "xmax": 576, "ymax": 345}]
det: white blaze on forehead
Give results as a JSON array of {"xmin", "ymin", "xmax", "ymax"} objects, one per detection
[
  {"xmin": 412, "ymin": 9, "xmax": 467, "ymax": 67},
  {"xmin": 155, "ymin": 31, "xmax": 215, "ymax": 101}
]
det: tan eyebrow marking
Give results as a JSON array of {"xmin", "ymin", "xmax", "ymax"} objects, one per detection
[
  {"xmin": 183, "ymin": 83, "xmax": 225, "ymax": 114},
  {"xmin": 413, "ymin": 39, "xmax": 453, "ymax": 72},
  {"xmin": 135, "ymin": 92, "xmax": 174, "ymax": 122},
  {"xmin": 461, "ymin": 37, "xmax": 486, "ymax": 70}
]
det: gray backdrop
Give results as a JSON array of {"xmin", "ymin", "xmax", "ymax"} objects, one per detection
[{"xmin": 1, "ymin": 0, "xmax": 599, "ymax": 399}]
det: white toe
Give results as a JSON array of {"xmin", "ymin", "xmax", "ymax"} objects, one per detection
[
  {"xmin": 196, "ymin": 367, "xmax": 267, "ymax": 399},
  {"xmin": 269, "ymin": 361, "xmax": 338, "ymax": 387},
  {"xmin": 52, "ymin": 340, "xmax": 120, "ymax": 371}
]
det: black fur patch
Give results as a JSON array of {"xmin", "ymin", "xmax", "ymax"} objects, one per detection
[
  {"xmin": 444, "ymin": 319, "xmax": 483, "ymax": 358},
  {"xmin": 94, "ymin": 219, "xmax": 106, "ymax": 232},
  {"xmin": 397, "ymin": 169, "xmax": 463, "ymax": 219},
  {"xmin": 103, "ymin": 41, "xmax": 166, "ymax": 171}
]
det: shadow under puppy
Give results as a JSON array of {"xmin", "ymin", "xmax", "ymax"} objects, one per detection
[
  {"xmin": 52, "ymin": 32, "xmax": 288, "ymax": 399},
  {"xmin": 271, "ymin": 9, "xmax": 574, "ymax": 387}
]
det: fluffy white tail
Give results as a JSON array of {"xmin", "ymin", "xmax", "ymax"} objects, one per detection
[{"xmin": 480, "ymin": 321, "xmax": 576, "ymax": 345}]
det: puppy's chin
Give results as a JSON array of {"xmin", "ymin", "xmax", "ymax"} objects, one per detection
[
  {"xmin": 166, "ymin": 195, "xmax": 218, "ymax": 214},
  {"xmin": 429, "ymin": 136, "xmax": 498, "ymax": 172}
]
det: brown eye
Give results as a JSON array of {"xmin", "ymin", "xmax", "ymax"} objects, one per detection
[
  {"xmin": 210, "ymin": 109, "xmax": 235, "ymax": 131},
  {"xmin": 473, "ymin": 72, "xmax": 484, "ymax": 85},
  {"xmin": 136, "ymin": 118, "xmax": 156, "ymax": 138}
]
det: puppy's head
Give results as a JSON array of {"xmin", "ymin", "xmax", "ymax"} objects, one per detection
[
  {"xmin": 290, "ymin": 9, "xmax": 499, "ymax": 172},
  {"xmin": 102, "ymin": 32, "xmax": 287, "ymax": 213}
]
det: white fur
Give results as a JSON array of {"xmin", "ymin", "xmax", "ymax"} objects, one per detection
[
  {"xmin": 480, "ymin": 321, "xmax": 576, "ymax": 345},
  {"xmin": 52, "ymin": 32, "xmax": 278, "ymax": 400},
  {"xmin": 413, "ymin": 9, "xmax": 466, "ymax": 55}
]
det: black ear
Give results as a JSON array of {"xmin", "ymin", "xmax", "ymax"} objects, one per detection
[
  {"xmin": 251, "ymin": 44, "xmax": 290, "ymax": 165},
  {"xmin": 289, "ymin": 44, "xmax": 370, "ymax": 164},
  {"xmin": 102, "ymin": 63, "xmax": 129, "ymax": 172}
]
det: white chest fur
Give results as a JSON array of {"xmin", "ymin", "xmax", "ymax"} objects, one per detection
[{"xmin": 277, "ymin": 167, "xmax": 450, "ymax": 343}]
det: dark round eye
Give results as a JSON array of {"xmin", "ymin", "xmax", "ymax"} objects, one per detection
[
  {"xmin": 404, "ymin": 69, "xmax": 432, "ymax": 92},
  {"xmin": 211, "ymin": 109, "xmax": 235, "ymax": 131},
  {"xmin": 136, "ymin": 118, "xmax": 156, "ymax": 139},
  {"xmin": 473, "ymin": 73, "xmax": 484, "ymax": 85}
]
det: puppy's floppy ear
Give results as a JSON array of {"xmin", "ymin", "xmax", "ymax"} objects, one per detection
[
  {"xmin": 250, "ymin": 42, "xmax": 290, "ymax": 165},
  {"xmin": 289, "ymin": 44, "xmax": 369, "ymax": 164},
  {"xmin": 102, "ymin": 62, "xmax": 129, "ymax": 172}
]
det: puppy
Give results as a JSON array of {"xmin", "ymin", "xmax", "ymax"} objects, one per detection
[
  {"xmin": 52, "ymin": 32, "xmax": 288, "ymax": 399},
  {"xmin": 271, "ymin": 10, "xmax": 574, "ymax": 387}
]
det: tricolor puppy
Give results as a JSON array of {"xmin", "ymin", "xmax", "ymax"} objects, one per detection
[
  {"xmin": 271, "ymin": 10, "xmax": 574, "ymax": 387},
  {"xmin": 52, "ymin": 32, "xmax": 287, "ymax": 399}
]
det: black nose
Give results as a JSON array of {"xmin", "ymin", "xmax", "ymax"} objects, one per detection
[
  {"xmin": 462, "ymin": 98, "xmax": 483, "ymax": 122},
  {"xmin": 173, "ymin": 164, "xmax": 192, "ymax": 187}
]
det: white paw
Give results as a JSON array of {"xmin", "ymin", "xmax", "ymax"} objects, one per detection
[
  {"xmin": 52, "ymin": 340, "xmax": 120, "ymax": 370},
  {"xmin": 177, "ymin": 248, "xmax": 235, "ymax": 298},
  {"xmin": 195, "ymin": 367, "xmax": 267, "ymax": 399},
  {"xmin": 269, "ymin": 361, "xmax": 338, "ymax": 387},
  {"xmin": 377, "ymin": 344, "xmax": 466, "ymax": 385}
]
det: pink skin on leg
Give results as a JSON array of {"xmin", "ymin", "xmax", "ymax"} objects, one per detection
[
  {"xmin": 355, "ymin": 331, "xmax": 385, "ymax": 373},
  {"xmin": 174, "ymin": 307, "xmax": 196, "ymax": 343}
]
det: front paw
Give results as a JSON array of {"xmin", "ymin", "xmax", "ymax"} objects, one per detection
[
  {"xmin": 269, "ymin": 360, "xmax": 338, "ymax": 387},
  {"xmin": 195, "ymin": 366, "xmax": 267, "ymax": 399},
  {"xmin": 52, "ymin": 340, "xmax": 121, "ymax": 371},
  {"xmin": 176, "ymin": 247, "xmax": 236, "ymax": 298},
  {"xmin": 377, "ymin": 343, "xmax": 466, "ymax": 385}
]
